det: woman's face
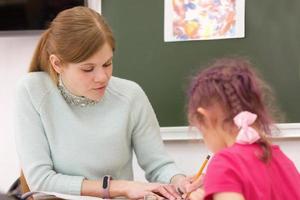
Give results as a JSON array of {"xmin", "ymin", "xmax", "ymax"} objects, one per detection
[{"xmin": 58, "ymin": 43, "xmax": 113, "ymax": 101}]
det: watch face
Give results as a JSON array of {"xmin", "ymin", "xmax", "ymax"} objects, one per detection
[{"xmin": 103, "ymin": 176, "xmax": 109, "ymax": 188}]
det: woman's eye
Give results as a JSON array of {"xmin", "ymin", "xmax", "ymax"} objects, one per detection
[
  {"xmin": 103, "ymin": 62, "xmax": 112, "ymax": 67},
  {"xmin": 82, "ymin": 68, "xmax": 93, "ymax": 72}
]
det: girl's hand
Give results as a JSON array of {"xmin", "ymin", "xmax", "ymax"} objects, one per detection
[
  {"xmin": 186, "ymin": 188, "xmax": 205, "ymax": 200},
  {"xmin": 184, "ymin": 174, "xmax": 205, "ymax": 194},
  {"xmin": 170, "ymin": 174, "xmax": 204, "ymax": 196}
]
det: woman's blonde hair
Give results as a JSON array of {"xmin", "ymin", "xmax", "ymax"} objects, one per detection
[{"xmin": 29, "ymin": 6, "xmax": 115, "ymax": 84}]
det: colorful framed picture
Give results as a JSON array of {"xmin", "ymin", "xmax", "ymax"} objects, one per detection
[{"xmin": 164, "ymin": 0, "xmax": 245, "ymax": 42}]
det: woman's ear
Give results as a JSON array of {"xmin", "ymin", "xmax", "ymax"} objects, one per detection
[{"xmin": 49, "ymin": 54, "xmax": 62, "ymax": 74}]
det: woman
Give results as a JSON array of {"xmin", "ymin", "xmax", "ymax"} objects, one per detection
[{"xmin": 14, "ymin": 6, "xmax": 185, "ymax": 199}]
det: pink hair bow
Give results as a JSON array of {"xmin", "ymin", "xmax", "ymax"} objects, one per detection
[{"xmin": 234, "ymin": 111, "xmax": 260, "ymax": 144}]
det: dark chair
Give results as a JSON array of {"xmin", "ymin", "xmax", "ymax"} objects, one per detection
[
  {"xmin": 7, "ymin": 171, "xmax": 32, "ymax": 200},
  {"xmin": 19, "ymin": 172, "xmax": 30, "ymax": 195}
]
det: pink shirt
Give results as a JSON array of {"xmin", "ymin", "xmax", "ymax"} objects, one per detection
[{"xmin": 204, "ymin": 143, "xmax": 300, "ymax": 200}]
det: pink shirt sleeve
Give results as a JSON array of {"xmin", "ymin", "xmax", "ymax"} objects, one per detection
[{"xmin": 203, "ymin": 153, "xmax": 243, "ymax": 200}]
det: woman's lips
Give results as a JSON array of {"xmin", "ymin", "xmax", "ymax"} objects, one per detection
[{"xmin": 93, "ymin": 85, "xmax": 106, "ymax": 91}]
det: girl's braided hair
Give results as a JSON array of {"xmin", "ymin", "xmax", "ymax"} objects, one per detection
[{"xmin": 187, "ymin": 57, "xmax": 278, "ymax": 162}]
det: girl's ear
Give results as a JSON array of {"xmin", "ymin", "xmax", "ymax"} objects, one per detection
[
  {"xmin": 49, "ymin": 54, "xmax": 63, "ymax": 74},
  {"xmin": 197, "ymin": 107, "xmax": 209, "ymax": 118},
  {"xmin": 197, "ymin": 107, "xmax": 212, "ymax": 127}
]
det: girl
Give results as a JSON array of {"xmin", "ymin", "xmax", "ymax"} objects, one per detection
[{"xmin": 186, "ymin": 57, "xmax": 300, "ymax": 200}]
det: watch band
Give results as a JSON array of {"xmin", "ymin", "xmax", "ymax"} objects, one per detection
[{"xmin": 102, "ymin": 175, "xmax": 112, "ymax": 199}]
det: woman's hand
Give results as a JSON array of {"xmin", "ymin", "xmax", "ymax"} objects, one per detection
[
  {"xmin": 111, "ymin": 180, "xmax": 181, "ymax": 200},
  {"xmin": 170, "ymin": 174, "xmax": 190, "ymax": 195},
  {"xmin": 151, "ymin": 183, "xmax": 183, "ymax": 200},
  {"xmin": 110, "ymin": 180, "xmax": 153, "ymax": 199}
]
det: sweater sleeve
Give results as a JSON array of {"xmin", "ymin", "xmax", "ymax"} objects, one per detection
[
  {"xmin": 130, "ymin": 85, "xmax": 183, "ymax": 183},
  {"xmin": 14, "ymin": 80, "xmax": 84, "ymax": 195}
]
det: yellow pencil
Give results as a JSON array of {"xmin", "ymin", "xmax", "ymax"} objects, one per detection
[
  {"xmin": 185, "ymin": 155, "xmax": 210, "ymax": 199},
  {"xmin": 193, "ymin": 155, "xmax": 210, "ymax": 181}
]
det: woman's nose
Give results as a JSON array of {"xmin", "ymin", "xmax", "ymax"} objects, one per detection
[{"xmin": 94, "ymin": 67, "xmax": 108, "ymax": 83}]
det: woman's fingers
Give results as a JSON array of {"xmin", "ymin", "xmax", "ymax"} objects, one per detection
[
  {"xmin": 144, "ymin": 191, "xmax": 165, "ymax": 200},
  {"xmin": 153, "ymin": 184, "xmax": 181, "ymax": 200},
  {"xmin": 177, "ymin": 186, "xmax": 184, "ymax": 195},
  {"xmin": 163, "ymin": 184, "xmax": 182, "ymax": 199}
]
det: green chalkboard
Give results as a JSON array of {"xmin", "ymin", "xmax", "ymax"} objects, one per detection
[{"xmin": 102, "ymin": 0, "xmax": 300, "ymax": 126}]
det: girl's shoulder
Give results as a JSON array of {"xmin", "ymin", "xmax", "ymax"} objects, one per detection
[
  {"xmin": 209, "ymin": 144, "xmax": 261, "ymax": 167},
  {"xmin": 210, "ymin": 143, "xmax": 287, "ymax": 169}
]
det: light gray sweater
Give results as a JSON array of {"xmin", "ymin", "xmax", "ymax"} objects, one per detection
[{"xmin": 14, "ymin": 72, "xmax": 181, "ymax": 195}]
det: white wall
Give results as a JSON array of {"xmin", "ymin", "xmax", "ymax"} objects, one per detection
[{"xmin": 0, "ymin": 32, "xmax": 41, "ymax": 192}]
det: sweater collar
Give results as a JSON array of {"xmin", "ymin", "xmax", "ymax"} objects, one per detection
[{"xmin": 57, "ymin": 76, "xmax": 98, "ymax": 107}]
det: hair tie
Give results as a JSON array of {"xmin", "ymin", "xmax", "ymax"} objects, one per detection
[{"xmin": 234, "ymin": 111, "xmax": 260, "ymax": 144}]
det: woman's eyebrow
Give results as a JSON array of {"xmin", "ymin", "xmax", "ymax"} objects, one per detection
[{"xmin": 80, "ymin": 57, "xmax": 113, "ymax": 66}]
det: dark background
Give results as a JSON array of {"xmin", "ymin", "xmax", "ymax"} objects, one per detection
[
  {"xmin": 0, "ymin": 0, "xmax": 85, "ymax": 31},
  {"xmin": 102, "ymin": 0, "xmax": 300, "ymax": 126}
]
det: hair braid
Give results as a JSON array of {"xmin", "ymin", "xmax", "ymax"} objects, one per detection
[{"xmin": 223, "ymin": 81, "xmax": 243, "ymax": 117}]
